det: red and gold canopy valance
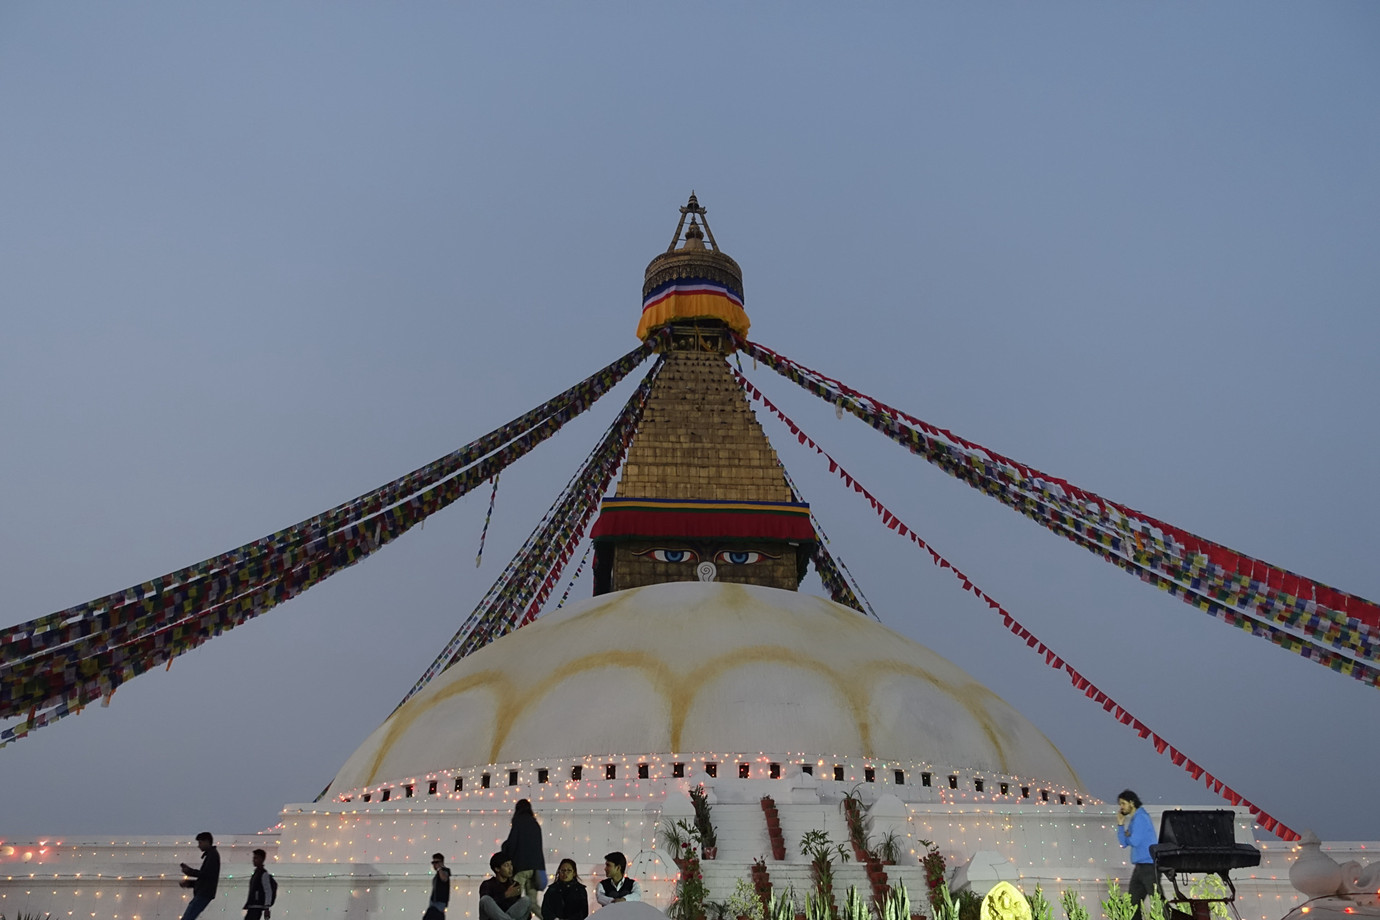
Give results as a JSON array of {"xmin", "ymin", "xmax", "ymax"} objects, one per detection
[{"xmin": 591, "ymin": 497, "xmax": 812, "ymax": 542}]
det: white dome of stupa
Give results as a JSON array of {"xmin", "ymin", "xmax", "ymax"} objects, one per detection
[{"xmin": 325, "ymin": 581, "xmax": 1082, "ymax": 798}]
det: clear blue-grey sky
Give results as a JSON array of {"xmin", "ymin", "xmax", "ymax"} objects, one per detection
[{"xmin": 2, "ymin": 3, "xmax": 1377, "ymax": 842}]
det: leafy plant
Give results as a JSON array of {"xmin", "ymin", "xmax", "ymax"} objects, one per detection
[
  {"xmin": 767, "ymin": 887, "xmax": 800, "ymax": 920},
  {"xmin": 690, "ymin": 783, "xmax": 718, "ymax": 850},
  {"xmin": 661, "ymin": 818, "xmax": 695, "ymax": 853},
  {"xmin": 878, "ymin": 880, "xmax": 912, "ymax": 920},
  {"xmin": 840, "ymin": 785, "xmax": 873, "ymax": 855},
  {"xmin": 804, "ymin": 889, "xmax": 833, "ymax": 920},
  {"xmin": 668, "ymin": 855, "xmax": 709, "ymax": 920},
  {"xmin": 956, "ymin": 889, "xmax": 982, "ymax": 920},
  {"xmin": 842, "ymin": 886, "xmax": 868, "ymax": 920},
  {"xmin": 727, "ymin": 877, "xmax": 766, "ymax": 920},
  {"xmin": 1142, "ymin": 889, "xmax": 1168, "ymax": 920},
  {"xmin": 1102, "ymin": 879, "xmax": 1136, "ymax": 920},
  {"xmin": 1186, "ymin": 875, "xmax": 1231, "ymax": 920},
  {"xmin": 799, "ymin": 830, "xmax": 849, "ymax": 920},
  {"xmin": 873, "ymin": 830, "xmax": 903, "ymax": 864},
  {"xmin": 917, "ymin": 839, "xmax": 947, "ymax": 913},
  {"xmin": 1059, "ymin": 889, "xmax": 1087, "ymax": 920},
  {"xmin": 930, "ymin": 883, "xmax": 961, "ymax": 920},
  {"xmin": 1026, "ymin": 885, "xmax": 1053, "ymax": 920}
]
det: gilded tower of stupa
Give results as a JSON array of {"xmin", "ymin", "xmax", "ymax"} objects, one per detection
[{"xmin": 592, "ymin": 194, "xmax": 814, "ymax": 594}]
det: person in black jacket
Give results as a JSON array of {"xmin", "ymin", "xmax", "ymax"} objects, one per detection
[
  {"xmin": 243, "ymin": 848, "xmax": 275, "ymax": 920},
  {"xmin": 425, "ymin": 853, "xmax": 451, "ymax": 920},
  {"xmin": 178, "ymin": 832, "xmax": 220, "ymax": 920},
  {"xmin": 502, "ymin": 799, "xmax": 547, "ymax": 918},
  {"xmin": 540, "ymin": 859, "xmax": 588, "ymax": 920},
  {"xmin": 480, "ymin": 852, "xmax": 532, "ymax": 920}
]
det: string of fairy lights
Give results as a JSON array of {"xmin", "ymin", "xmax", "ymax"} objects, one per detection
[{"xmin": 0, "ymin": 756, "xmax": 1314, "ymax": 920}]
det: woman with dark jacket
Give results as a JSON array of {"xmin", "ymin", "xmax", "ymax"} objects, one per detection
[
  {"xmin": 503, "ymin": 799, "xmax": 547, "ymax": 918},
  {"xmin": 540, "ymin": 859, "xmax": 588, "ymax": 920}
]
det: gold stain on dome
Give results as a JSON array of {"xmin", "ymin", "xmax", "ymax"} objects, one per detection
[{"xmin": 359, "ymin": 587, "xmax": 1027, "ymax": 785}]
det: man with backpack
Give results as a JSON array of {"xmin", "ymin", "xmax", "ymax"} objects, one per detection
[{"xmin": 244, "ymin": 848, "xmax": 277, "ymax": 920}]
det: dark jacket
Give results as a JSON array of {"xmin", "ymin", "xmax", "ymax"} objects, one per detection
[
  {"xmin": 479, "ymin": 877, "xmax": 522, "ymax": 912},
  {"xmin": 186, "ymin": 846, "xmax": 220, "ymax": 900},
  {"xmin": 432, "ymin": 868, "xmax": 451, "ymax": 907},
  {"xmin": 502, "ymin": 813, "xmax": 545, "ymax": 873},
  {"xmin": 541, "ymin": 879, "xmax": 588, "ymax": 920},
  {"xmin": 244, "ymin": 866, "xmax": 274, "ymax": 909}
]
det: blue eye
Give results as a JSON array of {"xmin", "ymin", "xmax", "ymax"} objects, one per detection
[
  {"xmin": 635, "ymin": 548, "xmax": 699, "ymax": 563},
  {"xmin": 715, "ymin": 551, "xmax": 764, "ymax": 565}
]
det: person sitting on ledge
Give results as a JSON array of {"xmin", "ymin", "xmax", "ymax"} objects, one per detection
[
  {"xmin": 481, "ymin": 851, "xmax": 533, "ymax": 920},
  {"xmin": 541, "ymin": 858, "xmax": 588, "ymax": 920},
  {"xmin": 594, "ymin": 852, "xmax": 641, "ymax": 908}
]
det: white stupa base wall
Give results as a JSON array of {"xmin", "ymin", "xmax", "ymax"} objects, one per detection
[{"xmin": 2, "ymin": 772, "xmax": 1364, "ymax": 920}]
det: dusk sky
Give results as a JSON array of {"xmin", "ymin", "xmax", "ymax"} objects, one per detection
[{"xmin": 2, "ymin": 4, "xmax": 1377, "ymax": 843}]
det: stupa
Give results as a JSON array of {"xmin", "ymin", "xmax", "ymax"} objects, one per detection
[{"xmin": 1, "ymin": 197, "xmax": 1370, "ymax": 920}]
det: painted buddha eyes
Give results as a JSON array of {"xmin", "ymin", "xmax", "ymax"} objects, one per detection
[
  {"xmin": 635, "ymin": 548, "xmax": 771, "ymax": 565},
  {"xmin": 715, "ymin": 550, "xmax": 764, "ymax": 565},
  {"xmin": 642, "ymin": 548, "xmax": 697, "ymax": 563}
]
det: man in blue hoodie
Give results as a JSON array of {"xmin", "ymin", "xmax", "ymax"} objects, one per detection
[{"xmin": 1115, "ymin": 790, "xmax": 1158, "ymax": 920}]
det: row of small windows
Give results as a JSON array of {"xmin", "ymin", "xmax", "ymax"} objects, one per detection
[{"xmin": 345, "ymin": 764, "xmax": 1080, "ymax": 806}]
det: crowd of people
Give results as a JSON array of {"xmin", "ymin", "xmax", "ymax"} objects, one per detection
[
  {"xmin": 172, "ymin": 800, "xmax": 636, "ymax": 920},
  {"xmin": 176, "ymin": 790, "xmax": 1159, "ymax": 920},
  {"xmin": 461, "ymin": 798, "xmax": 642, "ymax": 920}
]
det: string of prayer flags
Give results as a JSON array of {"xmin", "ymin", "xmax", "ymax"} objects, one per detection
[
  {"xmin": 475, "ymin": 473, "xmax": 501, "ymax": 568},
  {"xmin": 736, "ymin": 337, "xmax": 1380, "ymax": 687},
  {"xmin": 740, "ymin": 374, "xmax": 1300, "ymax": 842},
  {"xmin": 0, "ymin": 340, "xmax": 662, "ymax": 741},
  {"xmin": 393, "ymin": 359, "xmax": 663, "ymax": 709}
]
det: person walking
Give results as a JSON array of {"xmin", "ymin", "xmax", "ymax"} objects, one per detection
[
  {"xmin": 503, "ymin": 799, "xmax": 547, "ymax": 918},
  {"xmin": 178, "ymin": 832, "xmax": 221, "ymax": 920},
  {"xmin": 1115, "ymin": 789, "xmax": 1158, "ymax": 920},
  {"xmin": 243, "ymin": 849, "xmax": 276, "ymax": 920}
]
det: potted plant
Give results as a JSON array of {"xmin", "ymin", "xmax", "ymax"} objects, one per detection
[
  {"xmin": 751, "ymin": 856, "xmax": 774, "ymax": 916},
  {"xmin": 879, "ymin": 881, "xmax": 912, "ymax": 920},
  {"xmin": 767, "ymin": 887, "xmax": 800, "ymax": 920},
  {"xmin": 874, "ymin": 830, "xmax": 903, "ymax": 866},
  {"xmin": 799, "ymin": 829, "xmax": 849, "ymax": 920},
  {"xmin": 691, "ymin": 783, "xmax": 719, "ymax": 859},
  {"xmin": 761, "ymin": 796, "xmax": 787, "ymax": 860},
  {"xmin": 1025, "ymin": 885, "xmax": 1053, "ymax": 920},
  {"xmin": 839, "ymin": 785, "xmax": 872, "ymax": 861},
  {"xmin": 662, "ymin": 818, "xmax": 700, "ymax": 869},
  {"xmin": 842, "ymin": 886, "xmax": 869, "ymax": 920},
  {"xmin": 727, "ymin": 877, "xmax": 766, "ymax": 920},
  {"xmin": 1058, "ymin": 889, "xmax": 1087, "ymax": 920},
  {"xmin": 918, "ymin": 839, "xmax": 947, "ymax": 915},
  {"xmin": 667, "ymin": 844, "xmax": 708, "ymax": 920}
]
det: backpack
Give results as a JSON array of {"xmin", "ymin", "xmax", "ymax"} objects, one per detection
[{"xmin": 266, "ymin": 872, "xmax": 278, "ymax": 907}]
